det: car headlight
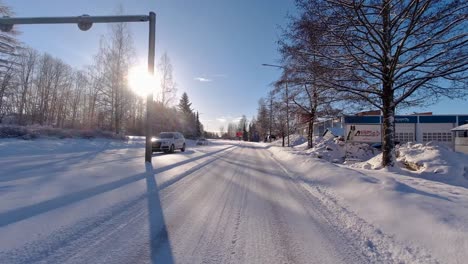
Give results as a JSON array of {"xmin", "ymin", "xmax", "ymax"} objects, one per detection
[{"xmin": 151, "ymin": 138, "xmax": 157, "ymax": 142}]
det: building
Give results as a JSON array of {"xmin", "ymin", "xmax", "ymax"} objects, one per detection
[
  {"xmin": 323, "ymin": 127, "xmax": 344, "ymax": 139},
  {"xmin": 294, "ymin": 111, "xmax": 468, "ymax": 151},
  {"xmin": 294, "ymin": 113, "xmax": 344, "ymax": 138},
  {"xmin": 343, "ymin": 114, "xmax": 468, "ymax": 149},
  {"xmin": 451, "ymin": 124, "xmax": 468, "ymax": 154}
]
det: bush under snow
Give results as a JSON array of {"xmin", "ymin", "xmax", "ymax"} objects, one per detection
[{"xmin": 0, "ymin": 125, "xmax": 127, "ymax": 140}]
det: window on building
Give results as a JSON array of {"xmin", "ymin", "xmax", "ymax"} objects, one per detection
[
  {"xmin": 422, "ymin": 132, "xmax": 453, "ymax": 142},
  {"xmin": 395, "ymin": 132, "xmax": 414, "ymax": 143}
]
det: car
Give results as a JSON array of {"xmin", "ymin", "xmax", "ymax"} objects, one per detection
[
  {"xmin": 196, "ymin": 138, "xmax": 208, "ymax": 145},
  {"xmin": 151, "ymin": 132, "xmax": 186, "ymax": 153}
]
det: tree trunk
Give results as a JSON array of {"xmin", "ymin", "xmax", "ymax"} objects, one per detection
[
  {"xmin": 381, "ymin": 0, "xmax": 396, "ymax": 167},
  {"xmin": 307, "ymin": 114, "xmax": 314, "ymax": 149},
  {"xmin": 381, "ymin": 88, "xmax": 396, "ymax": 167}
]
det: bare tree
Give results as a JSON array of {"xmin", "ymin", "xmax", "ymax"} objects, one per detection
[
  {"xmin": 95, "ymin": 22, "xmax": 134, "ymax": 133},
  {"xmin": 16, "ymin": 48, "xmax": 37, "ymax": 125},
  {"xmin": 0, "ymin": 4, "xmax": 19, "ymax": 71},
  {"xmin": 0, "ymin": 61, "xmax": 15, "ymax": 120},
  {"xmin": 291, "ymin": 0, "xmax": 468, "ymax": 167},
  {"xmin": 219, "ymin": 125, "xmax": 225, "ymax": 137},
  {"xmin": 256, "ymin": 98, "xmax": 270, "ymax": 141},
  {"xmin": 70, "ymin": 71, "xmax": 87, "ymax": 128},
  {"xmin": 278, "ymin": 7, "xmax": 344, "ymax": 148},
  {"xmin": 157, "ymin": 52, "xmax": 177, "ymax": 107}
]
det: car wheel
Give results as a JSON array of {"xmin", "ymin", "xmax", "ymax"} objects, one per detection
[
  {"xmin": 170, "ymin": 144, "xmax": 175, "ymax": 153},
  {"xmin": 181, "ymin": 143, "xmax": 186, "ymax": 152}
]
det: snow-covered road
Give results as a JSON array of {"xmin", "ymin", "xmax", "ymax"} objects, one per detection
[
  {"xmin": 2, "ymin": 138, "xmax": 466, "ymax": 263},
  {"xmin": 0, "ymin": 138, "xmax": 370, "ymax": 263}
]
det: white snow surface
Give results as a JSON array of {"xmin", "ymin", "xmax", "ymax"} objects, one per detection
[
  {"xmin": 273, "ymin": 135, "xmax": 376, "ymax": 163},
  {"xmin": 352, "ymin": 141, "xmax": 468, "ymax": 187},
  {"xmin": 269, "ymin": 140, "xmax": 468, "ymax": 264},
  {"xmin": 0, "ymin": 137, "xmax": 467, "ymax": 263}
]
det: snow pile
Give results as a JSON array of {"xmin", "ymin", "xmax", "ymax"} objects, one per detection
[
  {"xmin": 292, "ymin": 136, "xmax": 376, "ymax": 163},
  {"xmin": 303, "ymin": 137, "xmax": 346, "ymax": 163},
  {"xmin": 352, "ymin": 142, "xmax": 468, "ymax": 187},
  {"xmin": 289, "ymin": 134, "xmax": 307, "ymax": 146},
  {"xmin": 269, "ymin": 134, "xmax": 307, "ymax": 147}
]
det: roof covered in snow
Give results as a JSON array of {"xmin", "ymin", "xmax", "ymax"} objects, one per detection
[
  {"xmin": 323, "ymin": 127, "xmax": 344, "ymax": 136},
  {"xmin": 451, "ymin": 124, "xmax": 468, "ymax": 131}
]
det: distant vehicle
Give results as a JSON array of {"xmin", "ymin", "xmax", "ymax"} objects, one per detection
[
  {"xmin": 196, "ymin": 138, "xmax": 208, "ymax": 145},
  {"xmin": 152, "ymin": 132, "xmax": 186, "ymax": 153}
]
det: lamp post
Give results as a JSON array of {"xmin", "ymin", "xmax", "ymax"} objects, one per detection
[
  {"xmin": 262, "ymin": 63, "xmax": 290, "ymax": 147},
  {"xmin": 1, "ymin": 12, "xmax": 156, "ymax": 164}
]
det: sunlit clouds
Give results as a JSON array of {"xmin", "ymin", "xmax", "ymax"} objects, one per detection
[
  {"xmin": 216, "ymin": 116, "xmax": 242, "ymax": 123},
  {"xmin": 194, "ymin": 77, "xmax": 212, "ymax": 82},
  {"xmin": 193, "ymin": 74, "xmax": 227, "ymax": 83}
]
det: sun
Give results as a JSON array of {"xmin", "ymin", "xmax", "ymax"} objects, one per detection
[{"xmin": 127, "ymin": 65, "xmax": 158, "ymax": 98}]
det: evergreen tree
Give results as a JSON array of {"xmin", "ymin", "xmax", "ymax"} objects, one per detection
[
  {"xmin": 242, "ymin": 122, "xmax": 248, "ymax": 141},
  {"xmin": 178, "ymin": 92, "xmax": 192, "ymax": 115},
  {"xmin": 196, "ymin": 111, "xmax": 202, "ymax": 138},
  {"xmin": 177, "ymin": 92, "xmax": 197, "ymax": 137}
]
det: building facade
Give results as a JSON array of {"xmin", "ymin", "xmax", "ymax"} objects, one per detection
[{"xmin": 343, "ymin": 114, "xmax": 468, "ymax": 147}]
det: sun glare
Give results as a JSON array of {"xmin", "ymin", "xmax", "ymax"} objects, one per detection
[{"xmin": 127, "ymin": 65, "xmax": 158, "ymax": 98}]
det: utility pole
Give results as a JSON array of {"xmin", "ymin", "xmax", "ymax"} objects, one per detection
[
  {"xmin": 145, "ymin": 12, "xmax": 156, "ymax": 163},
  {"xmin": 262, "ymin": 63, "xmax": 290, "ymax": 146},
  {"xmin": 269, "ymin": 91, "xmax": 273, "ymax": 142},
  {"xmin": 285, "ymin": 73, "xmax": 290, "ymax": 147},
  {"xmin": 0, "ymin": 12, "xmax": 157, "ymax": 164}
]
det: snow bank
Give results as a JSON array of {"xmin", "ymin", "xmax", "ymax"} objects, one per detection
[
  {"xmin": 352, "ymin": 142, "xmax": 468, "ymax": 187},
  {"xmin": 268, "ymin": 145, "xmax": 468, "ymax": 264},
  {"xmin": 269, "ymin": 134, "xmax": 307, "ymax": 147},
  {"xmin": 288, "ymin": 135, "xmax": 376, "ymax": 164}
]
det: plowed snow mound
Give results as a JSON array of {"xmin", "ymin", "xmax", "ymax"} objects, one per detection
[
  {"xmin": 352, "ymin": 142, "xmax": 468, "ymax": 187},
  {"xmin": 270, "ymin": 134, "xmax": 376, "ymax": 163}
]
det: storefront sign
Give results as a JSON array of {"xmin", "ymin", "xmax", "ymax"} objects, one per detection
[{"xmin": 346, "ymin": 125, "xmax": 381, "ymax": 143}]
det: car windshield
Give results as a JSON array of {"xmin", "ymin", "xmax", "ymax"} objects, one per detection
[{"xmin": 159, "ymin": 133, "xmax": 174, "ymax": 139}]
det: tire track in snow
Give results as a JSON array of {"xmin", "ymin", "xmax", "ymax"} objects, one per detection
[
  {"xmin": 267, "ymin": 151, "xmax": 439, "ymax": 264},
  {"xmin": 0, "ymin": 145, "xmax": 239, "ymax": 264},
  {"xmin": 0, "ymin": 192, "xmax": 148, "ymax": 264}
]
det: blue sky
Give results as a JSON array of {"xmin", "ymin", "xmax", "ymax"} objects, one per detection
[
  {"xmin": 5, "ymin": 0, "xmax": 466, "ymax": 132},
  {"xmin": 5, "ymin": 0, "xmax": 297, "ymax": 132}
]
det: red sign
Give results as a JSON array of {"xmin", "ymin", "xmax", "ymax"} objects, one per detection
[{"xmin": 236, "ymin": 131, "xmax": 243, "ymax": 138}]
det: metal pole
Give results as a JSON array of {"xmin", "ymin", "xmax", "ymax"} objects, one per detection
[
  {"xmin": 145, "ymin": 12, "xmax": 156, "ymax": 163},
  {"xmin": 1, "ymin": 13, "xmax": 156, "ymax": 164},
  {"xmin": 0, "ymin": 15, "xmax": 149, "ymax": 25},
  {"xmin": 269, "ymin": 91, "xmax": 273, "ymax": 142},
  {"xmin": 285, "ymin": 78, "xmax": 290, "ymax": 147}
]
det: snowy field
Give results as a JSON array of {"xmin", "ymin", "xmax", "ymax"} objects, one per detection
[{"xmin": 0, "ymin": 136, "xmax": 467, "ymax": 263}]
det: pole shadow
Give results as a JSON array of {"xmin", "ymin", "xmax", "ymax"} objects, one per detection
[{"xmin": 145, "ymin": 162, "xmax": 175, "ymax": 263}]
